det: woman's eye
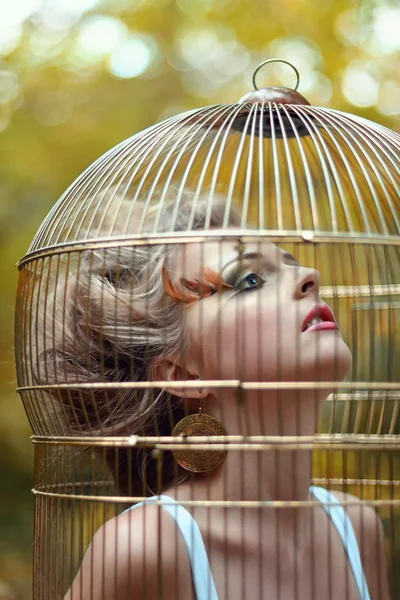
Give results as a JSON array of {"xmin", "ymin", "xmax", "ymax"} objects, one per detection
[{"xmin": 235, "ymin": 271, "xmax": 266, "ymax": 292}]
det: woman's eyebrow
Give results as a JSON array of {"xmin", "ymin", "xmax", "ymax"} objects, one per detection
[
  {"xmin": 220, "ymin": 252, "xmax": 264, "ymax": 275},
  {"xmin": 282, "ymin": 252, "xmax": 300, "ymax": 265},
  {"xmin": 220, "ymin": 250, "xmax": 300, "ymax": 275}
]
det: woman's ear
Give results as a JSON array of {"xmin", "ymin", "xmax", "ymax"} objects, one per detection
[{"xmin": 151, "ymin": 356, "xmax": 208, "ymax": 400}]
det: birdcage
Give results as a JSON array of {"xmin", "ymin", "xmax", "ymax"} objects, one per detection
[{"xmin": 15, "ymin": 59, "xmax": 400, "ymax": 600}]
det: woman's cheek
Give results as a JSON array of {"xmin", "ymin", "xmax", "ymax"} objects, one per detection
[
  {"xmin": 240, "ymin": 312, "xmax": 281, "ymax": 380},
  {"xmin": 199, "ymin": 301, "xmax": 281, "ymax": 381}
]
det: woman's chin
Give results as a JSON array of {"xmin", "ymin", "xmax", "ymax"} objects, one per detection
[
  {"xmin": 219, "ymin": 338, "xmax": 352, "ymax": 385},
  {"xmin": 299, "ymin": 342, "xmax": 352, "ymax": 384}
]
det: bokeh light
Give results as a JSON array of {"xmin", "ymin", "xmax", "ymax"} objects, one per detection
[
  {"xmin": 28, "ymin": 26, "xmax": 68, "ymax": 60},
  {"xmin": 378, "ymin": 80, "xmax": 400, "ymax": 116},
  {"xmin": 0, "ymin": 24, "xmax": 22, "ymax": 55},
  {"xmin": 335, "ymin": 9, "xmax": 369, "ymax": 47},
  {"xmin": 0, "ymin": 0, "xmax": 42, "ymax": 28},
  {"xmin": 342, "ymin": 64, "xmax": 379, "ymax": 107},
  {"xmin": 77, "ymin": 16, "xmax": 127, "ymax": 58},
  {"xmin": 371, "ymin": 7, "xmax": 400, "ymax": 54},
  {"xmin": 175, "ymin": 25, "xmax": 251, "ymax": 96},
  {"xmin": 108, "ymin": 36, "xmax": 157, "ymax": 78},
  {"xmin": 0, "ymin": 0, "xmax": 398, "ymax": 126},
  {"xmin": 0, "ymin": 71, "xmax": 20, "ymax": 104}
]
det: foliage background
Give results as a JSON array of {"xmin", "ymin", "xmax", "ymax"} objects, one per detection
[{"xmin": 0, "ymin": 0, "xmax": 399, "ymax": 597}]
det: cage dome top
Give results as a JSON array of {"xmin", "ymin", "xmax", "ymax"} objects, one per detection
[{"xmin": 21, "ymin": 58, "xmax": 400, "ymax": 266}]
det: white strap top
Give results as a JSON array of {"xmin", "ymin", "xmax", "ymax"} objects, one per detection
[{"xmin": 125, "ymin": 485, "xmax": 371, "ymax": 600}]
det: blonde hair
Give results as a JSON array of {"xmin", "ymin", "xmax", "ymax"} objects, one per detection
[{"xmin": 32, "ymin": 187, "xmax": 241, "ymax": 494}]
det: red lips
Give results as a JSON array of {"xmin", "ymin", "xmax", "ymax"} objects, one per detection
[{"xmin": 301, "ymin": 304, "xmax": 338, "ymax": 333}]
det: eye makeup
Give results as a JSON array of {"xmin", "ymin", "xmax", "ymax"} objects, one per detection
[
  {"xmin": 163, "ymin": 250, "xmax": 300, "ymax": 305},
  {"xmin": 233, "ymin": 270, "xmax": 266, "ymax": 293},
  {"xmin": 163, "ymin": 267, "xmax": 233, "ymax": 305},
  {"xmin": 222, "ymin": 257, "xmax": 269, "ymax": 288},
  {"xmin": 221, "ymin": 249, "xmax": 300, "ymax": 288}
]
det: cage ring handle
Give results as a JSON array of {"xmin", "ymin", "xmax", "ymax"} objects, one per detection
[{"xmin": 252, "ymin": 58, "xmax": 300, "ymax": 92}]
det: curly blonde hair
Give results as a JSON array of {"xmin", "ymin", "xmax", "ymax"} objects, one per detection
[{"xmin": 29, "ymin": 187, "xmax": 241, "ymax": 495}]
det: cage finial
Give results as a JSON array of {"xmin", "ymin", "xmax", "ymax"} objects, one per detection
[
  {"xmin": 239, "ymin": 57, "xmax": 310, "ymax": 106},
  {"xmin": 252, "ymin": 58, "xmax": 300, "ymax": 92}
]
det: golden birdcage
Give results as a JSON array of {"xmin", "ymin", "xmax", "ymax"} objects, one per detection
[{"xmin": 15, "ymin": 59, "xmax": 400, "ymax": 600}]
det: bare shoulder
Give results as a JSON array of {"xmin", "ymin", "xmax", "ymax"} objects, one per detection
[
  {"xmin": 65, "ymin": 503, "xmax": 193, "ymax": 600},
  {"xmin": 330, "ymin": 490, "xmax": 384, "ymax": 543},
  {"xmin": 331, "ymin": 490, "xmax": 391, "ymax": 600}
]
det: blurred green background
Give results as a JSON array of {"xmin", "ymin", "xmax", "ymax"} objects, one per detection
[{"xmin": 0, "ymin": 0, "xmax": 399, "ymax": 598}]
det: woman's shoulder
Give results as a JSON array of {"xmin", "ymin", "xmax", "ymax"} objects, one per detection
[
  {"xmin": 330, "ymin": 490, "xmax": 391, "ymax": 600},
  {"xmin": 102, "ymin": 501, "xmax": 191, "ymax": 571},
  {"xmin": 329, "ymin": 489, "xmax": 381, "ymax": 535},
  {"xmin": 66, "ymin": 502, "xmax": 193, "ymax": 600},
  {"xmin": 328, "ymin": 489, "xmax": 384, "ymax": 556},
  {"xmin": 100, "ymin": 502, "xmax": 167, "ymax": 557}
]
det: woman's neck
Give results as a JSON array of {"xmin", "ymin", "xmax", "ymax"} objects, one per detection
[
  {"xmin": 191, "ymin": 389, "xmax": 323, "ymax": 499},
  {"xmin": 169, "ymin": 390, "xmax": 325, "ymax": 543}
]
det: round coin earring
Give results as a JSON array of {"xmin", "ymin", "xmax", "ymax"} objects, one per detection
[{"xmin": 171, "ymin": 405, "xmax": 227, "ymax": 473}]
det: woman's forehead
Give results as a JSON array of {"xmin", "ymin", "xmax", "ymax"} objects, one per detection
[{"xmin": 175, "ymin": 239, "xmax": 283, "ymax": 276}]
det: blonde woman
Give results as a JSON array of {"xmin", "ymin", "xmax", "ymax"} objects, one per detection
[{"xmin": 42, "ymin": 191, "xmax": 390, "ymax": 600}]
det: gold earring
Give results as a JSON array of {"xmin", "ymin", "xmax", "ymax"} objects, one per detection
[{"xmin": 171, "ymin": 406, "xmax": 227, "ymax": 473}]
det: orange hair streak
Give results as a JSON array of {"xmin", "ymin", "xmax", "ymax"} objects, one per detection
[{"xmin": 163, "ymin": 267, "xmax": 233, "ymax": 305}]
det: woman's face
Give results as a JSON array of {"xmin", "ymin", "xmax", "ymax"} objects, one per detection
[{"xmin": 170, "ymin": 239, "xmax": 352, "ymax": 385}]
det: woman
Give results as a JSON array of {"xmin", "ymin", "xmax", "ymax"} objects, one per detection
[{"xmin": 49, "ymin": 190, "xmax": 390, "ymax": 600}]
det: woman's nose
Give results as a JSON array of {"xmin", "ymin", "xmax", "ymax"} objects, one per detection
[{"xmin": 294, "ymin": 267, "xmax": 320, "ymax": 299}]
